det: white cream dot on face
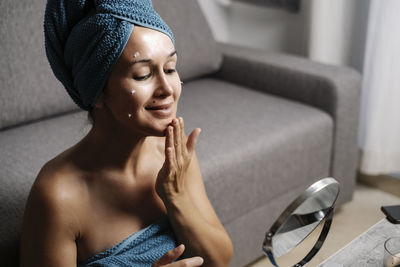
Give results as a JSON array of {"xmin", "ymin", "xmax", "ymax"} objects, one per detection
[
  {"xmin": 128, "ymin": 113, "xmax": 132, "ymax": 118},
  {"xmin": 133, "ymin": 51, "xmax": 140, "ymax": 59},
  {"xmin": 130, "ymin": 89, "xmax": 136, "ymax": 95}
]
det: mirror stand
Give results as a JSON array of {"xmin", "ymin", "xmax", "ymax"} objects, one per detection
[
  {"xmin": 263, "ymin": 208, "xmax": 333, "ymax": 267},
  {"xmin": 261, "ymin": 178, "xmax": 340, "ymax": 267}
]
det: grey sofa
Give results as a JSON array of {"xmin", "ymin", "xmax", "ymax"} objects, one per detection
[{"xmin": 0, "ymin": 0, "xmax": 361, "ymax": 266}]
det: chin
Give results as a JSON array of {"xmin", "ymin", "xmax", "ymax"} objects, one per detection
[
  {"xmin": 145, "ymin": 119, "xmax": 173, "ymax": 137},
  {"xmin": 138, "ymin": 110, "xmax": 177, "ymax": 136}
]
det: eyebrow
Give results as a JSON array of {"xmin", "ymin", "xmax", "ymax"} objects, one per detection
[{"xmin": 132, "ymin": 50, "xmax": 177, "ymax": 65}]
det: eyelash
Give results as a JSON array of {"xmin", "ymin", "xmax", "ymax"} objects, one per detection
[{"xmin": 134, "ymin": 69, "xmax": 176, "ymax": 81}]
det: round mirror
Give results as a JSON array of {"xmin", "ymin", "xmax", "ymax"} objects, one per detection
[{"xmin": 262, "ymin": 177, "xmax": 340, "ymax": 267}]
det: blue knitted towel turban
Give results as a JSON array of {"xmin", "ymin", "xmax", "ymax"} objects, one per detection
[{"xmin": 44, "ymin": 0, "xmax": 175, "ymax": 111}]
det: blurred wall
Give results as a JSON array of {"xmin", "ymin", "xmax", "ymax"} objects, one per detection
[
  {"xmin": 308, "ymin": 0, "xmax": 370, "ymax": 72},
  {"xmin": 198, "ymin": 0, "xmax": 370, "ymax": 72},
  {"xmin": 197, "ymin": 0, "xmax": 230, "ymax": 43},
  {"xmin": 198, "ymin": 0, "xmax": 310, "ymax": 55}
]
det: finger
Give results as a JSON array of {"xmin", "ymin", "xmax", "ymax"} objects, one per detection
[
  {"xmin": 173, "ymin": 119, "xmax": 182, "ymax": 160},
  {"xmin": 154, "ymin": 244, "xmax": 185, "ymax": 266},
  {"xmin": 179, "ymin": 117, "xmax": 186, "ymax": 155},
  {"xmin": 165, "ymin": 126, "xmax": 176, "ymax": 171},
  {"xmin": 169, "ymin": 257, "xmax": 204, "ymax": 266},
  {"xmin": 166, "ymin": 125, "xmax": 174, "ymax": 155},
  {"xmin": 165, "ymin": 126, "xmax": 171, "ymax": 153},
  {"xmin": 186, "ymin": 128, "xmax": 201, "ymax": 155},
  {"xmin": 166, "ymin": 147, "xmax": 174, "ymax": 171}
]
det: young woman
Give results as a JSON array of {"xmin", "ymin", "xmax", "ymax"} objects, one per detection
[{"xmin": 20, "ymin": 1, "xmax": 233, "ymax": 266}]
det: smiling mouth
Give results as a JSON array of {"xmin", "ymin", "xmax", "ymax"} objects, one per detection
[
  {"xmin": 145, "ymin": 103, "xmax": 174, "ymax": 117},
  {"xmin": 145, "ymin": 103, "xmax": 173, "ymax": 110}
]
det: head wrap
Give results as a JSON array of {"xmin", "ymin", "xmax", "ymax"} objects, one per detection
[{"xmin": 44, "ymin": 0, "xmax": 175, "ymax": 110}]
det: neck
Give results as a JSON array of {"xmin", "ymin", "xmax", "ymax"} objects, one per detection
[{"xmin": 75, "ymin": 115, "xmax": 150, "ymax": 178}]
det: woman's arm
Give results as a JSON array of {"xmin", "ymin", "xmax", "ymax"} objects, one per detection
[
  {"xmin": 156, "ymin": 118, "xmax": 234, "ymax": 267},
  {"xmin": 20, "ymin": 170, "xmax": 80, "ymax": 267}
]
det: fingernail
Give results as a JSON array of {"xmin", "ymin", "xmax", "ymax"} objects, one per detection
[
  {"xmin": 189, "ymin": 257, "xmax": 204, "ymax": 265},
  {"xmin": 174, "ymin": 244, "xmax": 184, "ymax": 253},
  {"xmin": 198, "ymin": 257, "xmax": 204, "ymax": 264}
]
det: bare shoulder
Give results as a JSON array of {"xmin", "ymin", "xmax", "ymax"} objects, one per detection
[
  {"xmin": 31, "ymin": 157, "xmax": 87, "ymax": 211},
  {"xmin": 20, "ymin": 156, "xmax": 87, "ymax": 266},
  {"xmin": 24, "ymin": 155, "xmax": 88, "ymax": 237}
]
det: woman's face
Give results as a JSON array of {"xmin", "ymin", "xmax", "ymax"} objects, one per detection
[{"xmin": 100, "ymin": 25, "xmax": 181, "ymax": 136}]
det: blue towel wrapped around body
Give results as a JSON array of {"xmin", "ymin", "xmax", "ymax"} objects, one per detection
[{"xmin": 78, "ymin": 216, "xmax": 177, "ymax": 267}]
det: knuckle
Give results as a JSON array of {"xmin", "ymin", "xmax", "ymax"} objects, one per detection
[
  {"xmin": 177, "ymin": 158, "xmax": 184, "ymax": 166},
  {"xmin": 167, "ymin": 172, "xmax": 175, "ymax": 180}
]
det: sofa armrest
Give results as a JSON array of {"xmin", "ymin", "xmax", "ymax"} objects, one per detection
[{"xmin": 214, "ymin": 42, "xmax": 361, "ymax": 204}]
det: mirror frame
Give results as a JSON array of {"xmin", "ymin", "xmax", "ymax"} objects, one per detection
[{"xmin": 262, "ymin": 177, "xmax": 340, "ymax": 267}]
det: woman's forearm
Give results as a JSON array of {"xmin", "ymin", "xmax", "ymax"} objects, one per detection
[
  {"xmin": 156, "ymin": 118, "xmax": 233, "ymax": 266},
  {"xmin": 165, "ymin": 193, "xmax": 233, "ymax": 267}
]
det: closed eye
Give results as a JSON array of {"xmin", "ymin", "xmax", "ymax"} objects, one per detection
[
  {"xmin": 134, "ymin": 74, "xmax": 151, "ymax": 81},
  {"xmin": 166, "ymin": 69, "xmax": 176, "ymax": 74},
  {"xmin": 134, "ymin": 69, "xmax": 176, "ymax": 81}
]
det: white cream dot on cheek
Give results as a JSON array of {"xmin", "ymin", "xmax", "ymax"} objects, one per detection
[
  {"xmin": 133, "ymin": 51, "xmax": 140, "ymax": 59},
  {"xmin": 130, "ymin": 89, "xmax": 136, "ymax": 95}
]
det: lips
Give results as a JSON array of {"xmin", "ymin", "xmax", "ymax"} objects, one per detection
[
  {"xmin": 145, "ymin": 102, "xmax": 174, "ymax": 117},
  {"xmin": 145, "ymin": 103, "xmax": 173, "ymax": 110}
]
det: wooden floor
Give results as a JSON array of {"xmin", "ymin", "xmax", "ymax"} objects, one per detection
[{"xmin": 357, "ymin": 172, "xmax": 400, "ymax": 198}]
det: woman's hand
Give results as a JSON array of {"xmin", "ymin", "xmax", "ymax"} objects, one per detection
[
  {"xmin": 156, "ymin": 117, "xmax": 201, "ymax": 202},
  {"xmin": 152, "ymin": 244, "xmax": 204, "ymax": 267}
]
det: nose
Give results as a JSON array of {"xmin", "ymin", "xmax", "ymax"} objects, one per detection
[{"xmin": 154, "ymin": 70, "xmax": 173, "ymax": 97}]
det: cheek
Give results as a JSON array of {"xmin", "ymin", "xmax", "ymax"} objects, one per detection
[
  {"xmin": 175, "ymin": 85, "xmax": 181, "ymax": 99},
  {"xmin": 174, "ymin": 73, "xmax": 182, "ymax": 98},
  {"xmin": 129, "ymin": 85, "xmax": 154, "ymax": 110},
  {"xmin": 105, "ymin": 87, "xmax": 140, "ymax": 115},
  {"xmin": 174, "ymin": 79, "xmax": 182, "ymax": 100}
]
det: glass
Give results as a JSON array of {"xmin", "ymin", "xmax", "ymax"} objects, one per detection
[{"xmin": 384, "ymin": 237, "xmax": 400, "ymax": 267}]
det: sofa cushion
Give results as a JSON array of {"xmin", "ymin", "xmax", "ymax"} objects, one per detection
[
  {"xmin": 0, "ymin": 0, "xmax": 78, "ymax": 130},
  {"xmin": 153, "ymin": 0, "xmax": 222, "ymax": 81},
  {"xmin": 178, "ymin": 78, "xmax": 333, "ymax": 224}
]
